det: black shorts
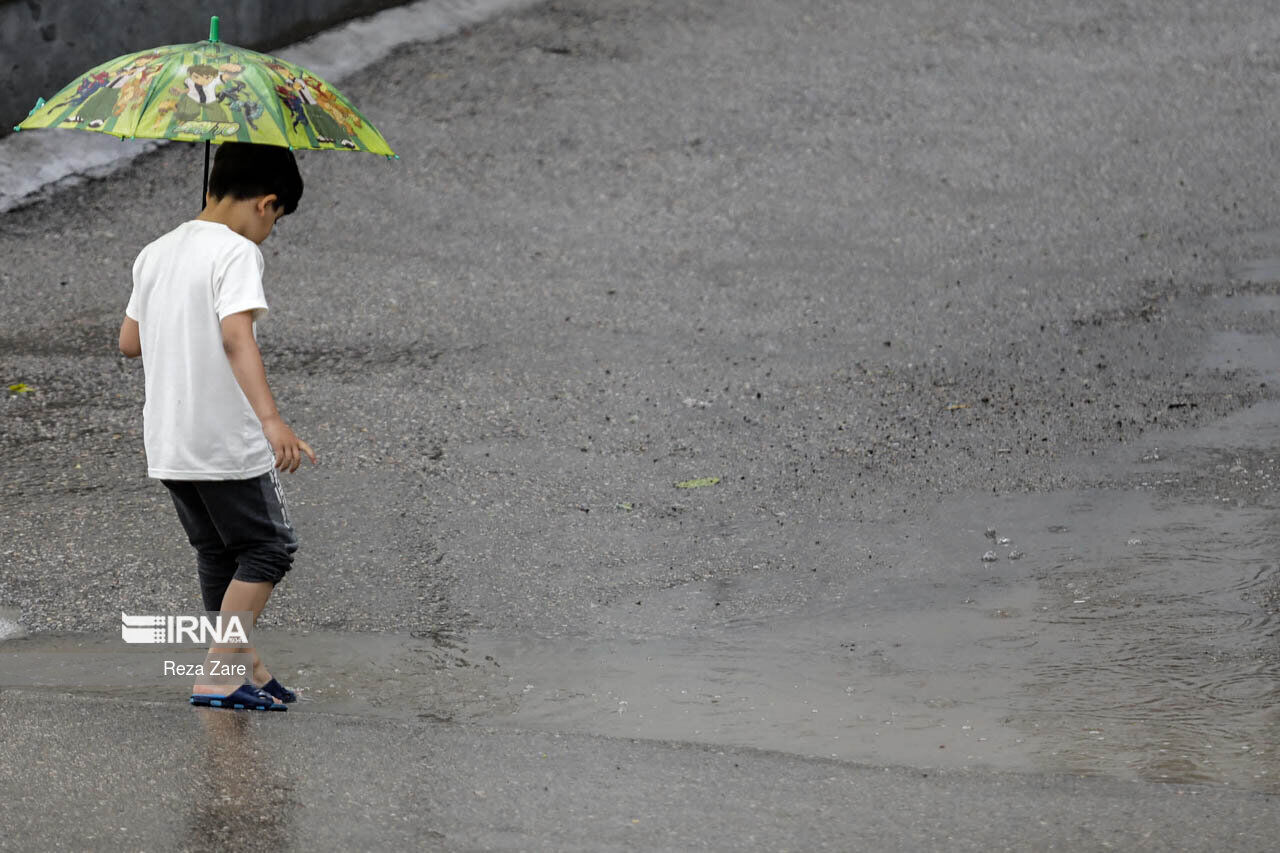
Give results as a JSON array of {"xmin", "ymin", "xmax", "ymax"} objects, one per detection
[{"xmin": 163, "ymin": 470, "xmax": 298, "ymax": 611}]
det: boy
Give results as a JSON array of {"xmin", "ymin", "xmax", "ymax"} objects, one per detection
[{"xmin": 119, "ymin": 142, "xmax": 315, "ymax": 712}]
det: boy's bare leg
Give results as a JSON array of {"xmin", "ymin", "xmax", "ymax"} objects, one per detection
[{"xmin": 192, "ymin": 579, "xmax": 275, "ymax": 696}]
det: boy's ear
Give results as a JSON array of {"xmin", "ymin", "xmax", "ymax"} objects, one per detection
[
  {"xmin": 255, "ymin": 194, "xmax": 280, "ymax": 216},
  {"xmin": 253, "ymin": 193, "xmax": 281, "ymax": 219}
]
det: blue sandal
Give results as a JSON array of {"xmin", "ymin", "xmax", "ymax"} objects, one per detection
[
  {"xmin": 258, "ymin": 677, "xmax": 297, "ymax": 704},
  {"xmin": 190, "ymin": 683, "xmax": 287, "ymax": 712}
]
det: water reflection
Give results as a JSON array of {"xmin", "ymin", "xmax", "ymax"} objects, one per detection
[{"xmin": 184, "ymin": 708, "xmax": 296, "ymax": 848}]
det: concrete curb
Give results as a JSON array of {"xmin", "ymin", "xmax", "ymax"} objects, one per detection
[{"xmin": 0, "ymin": 0, "xmax": 541, "ymax": 213}]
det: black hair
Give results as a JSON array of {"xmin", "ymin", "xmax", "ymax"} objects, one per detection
[{"xmin": 207, "ymin": 142, "xmax": 304, "ymax": 215}]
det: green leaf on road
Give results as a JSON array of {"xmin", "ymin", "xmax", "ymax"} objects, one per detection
[
  {"xmin": 8, "ymin": 383, "xmax": 33, "ymax": 394},
  {"xmin": 675, "ymin": 477, "xmax": 720, "ymax": 489}
]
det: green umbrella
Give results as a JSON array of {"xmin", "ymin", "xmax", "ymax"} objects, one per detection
[{"xmin": 14, "ymin": 16, "xmax": 396, "ymax": 205}]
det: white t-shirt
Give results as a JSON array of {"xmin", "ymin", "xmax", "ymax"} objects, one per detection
[{"xmin": 125, "ymin": 220, "xmax": 275, "ymax": 480}]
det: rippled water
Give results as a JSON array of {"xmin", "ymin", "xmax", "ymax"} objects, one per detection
[
  {"xmin": 437, "ymin": 489, "xmax": 1277, "ymax": 792},
  {"xmin": 985, "ymin": 494, "xmax": 1276, "ymax": 789}
]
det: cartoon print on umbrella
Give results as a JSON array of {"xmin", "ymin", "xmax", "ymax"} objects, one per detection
[
  {"xmin": 310, "ymin": 76, "xmax": 365, "ymax": 133},
  {"xmin": 215, "ymin": 63, "xmax": 264, "ymax": 130},
  {"xmin": 170, "ymin": 62, "xmax": 238, "ymax": 135},
  {"xmin": 60, "ymin": 54, "xmax": 164, "ymax": 128},
  {"xmin": 280, "ymin": 75, "xmax": 356, "ymax": 148},
  {"xmin": 51, "ymin": 72, "xmax": 108, "ymax": 116},
  {"xmin": 113, "ymin": 55, "xmax": 167, "ymax": 118},
  {"xmin": 277, "ymin": 83, "xmax": 309, "ymax": 133}
]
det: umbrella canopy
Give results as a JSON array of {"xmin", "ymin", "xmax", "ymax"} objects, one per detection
[{"xmin": 14, "ymin": 16, "xmax": 394, "ymax": 157}]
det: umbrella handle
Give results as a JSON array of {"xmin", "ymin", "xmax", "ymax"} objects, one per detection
[{"xmin": 201, "ymin": 141, "xmax": 210, "ymax": 210}]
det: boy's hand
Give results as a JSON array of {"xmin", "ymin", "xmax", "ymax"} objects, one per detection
[{"xmin": 261, "ymin": 415, "xmax": 317, "ymax": 473}]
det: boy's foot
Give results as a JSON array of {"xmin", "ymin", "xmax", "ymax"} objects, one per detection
[{"xmin": 192, "ymin": 682, "xmax": 243, "ymax": 696}]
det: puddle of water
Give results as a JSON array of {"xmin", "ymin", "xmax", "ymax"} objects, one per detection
[
  {"xmin": 1079, "ymin": 398, "xmax": 1280, "ymax": 499},
  {"xmin": 1230, "ymin": 257, "xmax": 1280, "ymax": 284},
  {"xmin": 3, "ymin": 487, "xmax": 1276, "ymax": 793},
  {"xmin": 444, "ymin": 488, "xmax": 1277, "ymax": 793},
  {"xmin": 1225, "ymin": 293, "xmax": 1280, "ymax": 315},
  {"xmin": 0, "ymin": 629, "xmax": 498, "ymax": 720},
  {"xmin": 949, "ymin": 492, "xmax": 1278, "ymax": 791},
  {"xmin": 465, "ymin": 589, "xmax": 1041, "ymax": 771},
  {"xmin": 0, "ymin": 610, "xmax": 1040, "ymax": 769},
  {"xmin": 1202, "ymin": 331, "xmax": 1280, "ymax": 375}
]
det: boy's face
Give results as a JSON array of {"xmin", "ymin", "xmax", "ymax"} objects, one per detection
[{"xmin": 191, "ymin": 72, "xmax": 218, "ymax": 87}]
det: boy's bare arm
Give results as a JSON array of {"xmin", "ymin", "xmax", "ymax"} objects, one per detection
[
  {"xmin": 119, "ymin": 316, "xmax": 141, "ymax": 358},
  {"xmin": 220, "ymin": 311, "xmax": 317, "ymax": 473}
]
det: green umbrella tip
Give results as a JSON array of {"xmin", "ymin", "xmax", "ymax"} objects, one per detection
[
  {"xmin": 209, "ymin": 16, "xmax": 220, "ymax": 43},
  {"xmin": 12, "ymin": 126, "xmax": 21, "ymax": 133}
]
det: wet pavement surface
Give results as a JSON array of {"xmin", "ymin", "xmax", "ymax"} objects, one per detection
[{"xmin": 3, "ymin": 0, "xmax": 1280, "ymax": 848}]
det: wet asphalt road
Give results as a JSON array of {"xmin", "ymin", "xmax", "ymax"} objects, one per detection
[{"xmin": 3, "ymin": 0, "xmax": 1280, "ymax": 848}]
